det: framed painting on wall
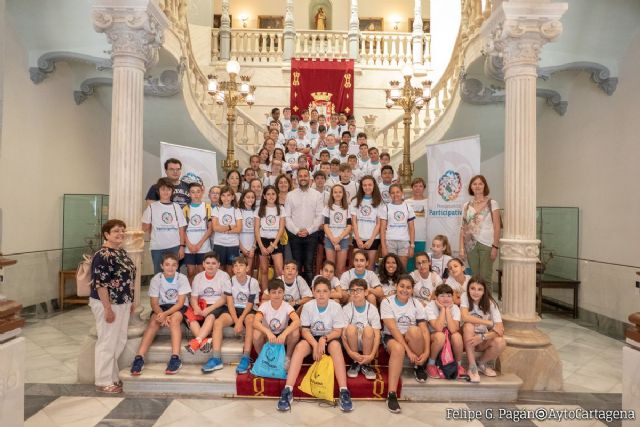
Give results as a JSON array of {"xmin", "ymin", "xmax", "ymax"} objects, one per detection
[
  {"xmin": 359, "ymin": 17, "xmax": 384, "ymax": 32},
  {"xmin": 408, "ymin": 18, "xmax": 430, "ymax": 33},
  {"xmin": 258, "ymin": 15, "xmax": 284, "ymax": 30}
]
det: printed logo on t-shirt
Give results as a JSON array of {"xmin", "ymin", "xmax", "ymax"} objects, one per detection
[
  {"xmin": 266, "ymin": 215, "xmax": 277, "ymax": 226},
  {"xmin": 283, "ymin": 294, "xmax": 294, "ymax": 303},
  {"xmin": 269, "ymin": 318, "xmax": 282, "ymax": 332},
  {"xmin": 203, "ymin": 287, "xmax": 218, "ymax": 297},
  {"xmin": 287, "ymin": 157, "xmax": 296, "ymax": 164},
  {"xmin": 165, "ymin": 288, "xmax": 178, "ymax": 301},
  {"xmin": 162, "ymin": 212, "xmax": 174, "ymax": 224},
  {"xmin": 397, "ymin": 314, "xmax": 412, "ymax": 328},
  {"xmin": 222, "ymin": 214, "xmax": 233, "ymax": 225},
  {"xmin": 311, "ymin": 320, "xmax": 327, "ymax": 335},
  {"xmin": 236, "ymin": 291, "xmax": 248, "ymax": 304},
  {"xmin": 381, "ymin": 190, "xmax": 390, "ymax": 201},
  {"xmin": 394, "ymin": 211, "xmax": 406, "ymax": 221},
  {"xmin": 419, "ymin": 286, "xmax": 431, "ymax": 299},
  {"xmin": 190, "ymin": 214, "xmax": 203, "ymax": 226},
  {"xmin": 355, "ymin": 321, "xmax": 365, "ymax": 330},
  {"xmin": 333, "ymin": 212, "xmax": 344, "ymax": 223},
  {"xmin": 360, "ymin": 205, "xmax": 372, "ymax": 216},
  {"xmin": 432, "ymin": 265, "xmax": 443, "ymax": 275},
  {"xmin": 245, "ymin": 217, "xmax": 254, "ymax": 228}
]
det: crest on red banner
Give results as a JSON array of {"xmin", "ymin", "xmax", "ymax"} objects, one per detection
[{"xmin": 290, "ymin": 59, "xmax": 355, "ymax": 116}]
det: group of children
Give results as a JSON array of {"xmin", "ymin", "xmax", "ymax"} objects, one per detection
[{"xmin": 134, "ymin": 107, "xmax": 506, "ymax": 414}]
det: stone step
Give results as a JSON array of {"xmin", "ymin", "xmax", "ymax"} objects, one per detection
[
  {"xmin": 120, "ymin": 363, "xmax": 521, "ymax": 402},
  {"xmin": 145, "ymin": 336, "xmax": 244, "ymax": 364}
]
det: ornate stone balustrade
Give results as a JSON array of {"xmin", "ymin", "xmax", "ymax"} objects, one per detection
[
  {"xmin": 295, "ymin": 30, "xmax": 349, "ymax": 60},
  {"xmin": 230, "ymin": 29, "xmax": 283, "ymax": 63}
]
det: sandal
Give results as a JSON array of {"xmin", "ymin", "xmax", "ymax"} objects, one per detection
[
  {"xmin": 113, "ymin": 380, "xmax": 123, "ymax": 387},
  {"xmin": 96, "ymin": 384, "xmax": 122, "ymax": 394},
  {"xmin": 468, "ymin": 365, "xmax": 481, "ymax": 383},
  {"xmin": 478, "ymin": 364, "xmax": 497, "ymax": 377}
]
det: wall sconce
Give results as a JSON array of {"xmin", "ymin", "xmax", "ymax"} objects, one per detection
[
  {"xmin": 239, "ymin": 14, "xmax": 248, "ymax": 28},
  {"xmin": 392, "ymin": 16, "xmax": 400, "ymax": 31}
]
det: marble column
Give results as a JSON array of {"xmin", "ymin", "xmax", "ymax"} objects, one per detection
[
  {"xmin": 220, "ymin": 0, "xmax": 231, "ymax": 60},
  {"xmin": 283, "ymin": 0, "xmax": 295, "ymax": 61},
  {"xmin": 348, "ymin": 0, "xmax": 359, "ymax": 60},
  {"xmin": 411, "ymin": 0, "xmax": 423, "ymax": 66},
  {"xmin": 482, "ymin": 0, "xmax": 567, "ymax": 391}
]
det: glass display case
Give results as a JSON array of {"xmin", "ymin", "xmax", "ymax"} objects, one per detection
[
  {"xmin": 62, "ymin": 194, "xmax": 109, "ymax": 271},
  {"xmin": 536, "ymin": 207, "xmax": 579, "ymax": 281}
]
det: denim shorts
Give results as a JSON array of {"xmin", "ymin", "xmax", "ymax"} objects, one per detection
[
  {"xmin": 324, "ymin": 236, "xmax": 350, "ymax": 251},
  {"xmin": 183, "ymin": 252, "xmax": 207, "ymax": 266},
  {"xmin": 213, "ymin": 245, "xmax": 240, "ymax": 266}
]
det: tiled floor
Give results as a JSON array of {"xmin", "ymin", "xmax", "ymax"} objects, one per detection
[{"xmin": 19, "ymin": 305, "xmax": 628, "ymax": 426}]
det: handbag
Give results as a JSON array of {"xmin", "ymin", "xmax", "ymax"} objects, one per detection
[
  {"xmin": 298, "ymin": 354, "xmax": 334, "ymax": 402},
  {"xmin": 75, "ymin": 254, "xmax": 96, "ymax": 297},
  {"xmin": 250, "ymin": 342, "xmax": 287, "ymax": 379},
  {"xmin": 436, "ymin": 328, "xmax": 458, "ymax": 379}
]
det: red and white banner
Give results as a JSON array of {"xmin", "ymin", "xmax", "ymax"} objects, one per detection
[{"xmin": 290, "ymin": 59, "xmax": 354, "ymax": 117}]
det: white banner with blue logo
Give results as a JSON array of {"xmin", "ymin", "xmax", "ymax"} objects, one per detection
[
  {"xmin": 160, "ymin": 141, "xmax": 218, "ymax": 190},
  {"xmin": 426, "ymin": 135, "xmax": 481, "ymax": 255}
]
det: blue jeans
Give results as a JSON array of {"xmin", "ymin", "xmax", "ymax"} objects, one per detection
[
  {"xmin": 287, "ymin": 230, "xmax": 318, "ymax": 285},
  {"xmin": 151, "ymin": 246, "xmax": 180, "ymax": 274}
]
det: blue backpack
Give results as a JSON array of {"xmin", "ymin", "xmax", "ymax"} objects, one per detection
[{"xmin": 250, "ymin": 343, "xmax": 287, "ymax": 379}]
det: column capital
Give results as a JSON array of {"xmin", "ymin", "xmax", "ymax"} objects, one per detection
[
  {"xmin": 482, "ymin": 1, "xmax": 567, "ymax": 74},
  {"xmin": 499, "ymin": 238, "xmax": 540, "ymax": 263},
  {"xmin": 92, "ymin": 0, "xmax": 169, "ymax": 69}
]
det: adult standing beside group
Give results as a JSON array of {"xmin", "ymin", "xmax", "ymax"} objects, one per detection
[
  {"xmin": 459, "ymin": 175, "xmax": 501, "ymax": 285},
  {"xmin": 145, "ymin": 158, "xmax": 191, "ymax": 207},
  {"xmin": 89, "ymin": 219, "xmax": 136, "ymax": 394},
  {"xmin": 284, "ymin": 168, "xmax": 324, "ymax": 284}
]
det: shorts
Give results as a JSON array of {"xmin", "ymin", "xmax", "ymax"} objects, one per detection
[
  {"xmin": 382, "ymin": 334, "xmax": 394, "ymax": 351},
  {"xmin": 158, "ymin": 304, "xmax": 188, "ymax": 327},
  {"xmin": 231, "ymin": 306, "xmax": 256, "ymax": 319},
  {"xmin": 324, "ymin": 236, "xmax": 350, "ymax": 251},
  {"xmin": 356, "ymin": 327, "xmax": 364, "ymax": 352},
  {"xmin": 183, "ymin": 252, "xmax": 207, "ymax": 266},
  {"xmin": 213, "ymin": 245, "xmax": 240, "ymax": 265},
  {"xmin": 386, "ymin": 239, "xmax": 410, "ymax": 256},
  {"xmin": 352, "ymin": 238, "xmax": 380, "ymax": 251},
  {"xmin": 184, "ymin": 302, "xmax": 228, "ymax": 325},
  {"xmin": 260, "ymin": 237, "xmax": 284, "ymax": 255},
  {"xmin": 316, "ymin": 230, "xmax": 325, "ymax": 245}
]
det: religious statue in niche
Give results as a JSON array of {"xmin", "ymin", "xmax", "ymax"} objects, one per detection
[{"xmin": 315, "ymin": 7, "xmax": 327, "ymax": 30}]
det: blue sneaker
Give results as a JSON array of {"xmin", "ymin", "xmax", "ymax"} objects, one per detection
[
  {"xmin": 130, "ymin": 355, "xmax": 144, "ymax": 376},
  {"xmin": 236, "ymin": 355, "xmax": 251, "ymax": 374},
  {"xmin": 338, "ymin": 388, "xmax": 353, "ymax": 412},
  {"xmin": 201, "ymin": 357, "xmax": 223, "ymax": 373},
  {"xmin": 276, "ymin": 387, "xmax": 293, "ymax": 412},
  {"xmin": 165, "ymin": 355, "xmax": 182, "ymax": 375}
]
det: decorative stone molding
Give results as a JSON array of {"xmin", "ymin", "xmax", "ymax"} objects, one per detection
[
  {"xmin": 460, "ymin": 75, "xmax": 567, "ymax": 115},
  {"xmin": 539, "ymin": 61, "xmax": 618, "ymax": 95},
  {"xmin": 499, "ymin": 239, "xmax": 540, "ymax": 263},
  {"xmin": 92, "ymin": 0, "xmax": 169, "ymax": 69},
  {"xmin": 74, "ymin": 62, "xmax": 185, "ymax": 105},
  {"xmin": 29, "ymin": 51, "xmax": 112, "ymax": 84}
]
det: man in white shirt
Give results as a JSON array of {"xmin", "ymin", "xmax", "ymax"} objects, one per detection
[{"xmin": 284, "ymin": 168, "xmax": 324, "ymax": 284}]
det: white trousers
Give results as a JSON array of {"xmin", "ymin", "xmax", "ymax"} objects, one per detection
[{"xmin": 89, "ymin": 298, "xmax": 131, "ymax": 387}]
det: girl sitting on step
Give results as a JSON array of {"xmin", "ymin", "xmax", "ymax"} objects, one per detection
[
  {"xmin": 445, "ymin": 258, "xmax": 471, "ymax": 305},
  {"xmin": 460, "ymin": 277, "xmax": 506, "ymax": 383}
]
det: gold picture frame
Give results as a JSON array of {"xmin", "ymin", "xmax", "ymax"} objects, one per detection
[
  {"xmin": 258, "ymin": 15, "xmax": 284, "ymax": 30},
  {"xmin": 359, "ymin": 17, "xmax": 384, "ymax": 32}
]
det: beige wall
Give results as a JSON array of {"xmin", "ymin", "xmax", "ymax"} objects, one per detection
[
  {"xmin": 214, "ymin": 0, "xmax": 429, "ymax": 32},
  {"xmin": 537, "ymin": 30, "xmax": 640, "ymax": 323},
  {"xmin": 0, "ymin": 22, "xmax": 110, "ymax": 305}
]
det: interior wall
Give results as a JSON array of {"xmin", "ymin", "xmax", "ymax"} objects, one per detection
[
  {"xmin": 0, "ymin": 22, "xmax": 110, "ymax": 306},
  {"xmin": 536, "ymin": 29, "xmax": 640, "ymax": 324}
]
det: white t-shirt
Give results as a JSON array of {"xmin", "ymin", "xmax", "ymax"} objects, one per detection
[
  {"xmin": 380, "ymin": 296, "xmax": 426, "ymax": 335},
  {"xmin": 342, "ymin": 301, "xmax": 382, "ymax": 330},
  {"xmin": 445, "ymin": 275, "xmax": 471, "ymax": 294},
  {"xmin": 301, "ymin": 299, "xmax": 347, "ymax": 337},
  {"xmin": 410, "ymin": 271, "xmax": 443, "ymax": 302},
  {"xmin": 183, "ymin": 203, "xmax": 211, "ymax": 254},
  {"xmin": 224, "ymin": 275, "xmax": 260, "ymax": 309},
  {"xmin": 338, "ymin": 181, "xmax": 358, "ymax": 204},
  {"xmin": 285, "ymin": 152, "xmax": 301, "ymax": 167},
  {"xmin": 191, "ymin": 270, "xmax": 231, "ymax": 305},
  {"xmin": 350, "ymin": 197, "xmax": 382, "ymax": 241},
  {"xmin": 212, "ymin": 205, "xmax": 243, "ymax": 247},
  {"xmin": 347, "ymin": 141, "xmax": 360, "ymax": 156},
  {"xmin": 406, "ymin": 198, "xmax": 428, "ymax": 243},
  {"xmin": 256, "ymin": 205, "xmax": 284, "ymax": 239},
  {"xmin": 239, "ymin": 208, "xmax": 256, "ymax": 248},
  {"xmin": 460, "ymin": 292, "xmax": 503, "ymax": 333},
  {"xmin": 296, "ymin": 137, "xmax": 311, "ymax": 150},
  {"xmin": 380, "ymin": 202, "xmax": 416, "ymax": 241},
  {"xmin": 351, "ymin": 167, "xmax": 364, "ymax": 184},
  {"xmin": 378, "ymin": 182, "xmax": 392, "ymax": 204},
  {"xmin": 339, "ymin": 269, "xmax": 381, "ymax": 290},
  {"xmin": 430, "ymin": 254, "xmax": 452, "ymax": 278},
  {"xmin": 380, "ymin": 279, "xmax": 397, "ymax": 297},
  {"xmin": 258, "ymin": 300, "xmax": 294, "ymax": 334},
  {"xmin": 462, "ymin": 199, "xmax": 500, "ymax": 247},
  {"xmin": 365, "ymin": 161, "xmax": 382, "ymax": 177},
  {"xmin": 326, "ymin": 125, "xmax": 341, "ymax": 138},
  {"xmin": 142, "ymin": 201, "xmax": 187, "ymax": 250},
  {"xmin": 337, "ymin": 154, "xmax": 350, "ymax": 164},
  {"xmin": 425, "ymin": 300, "xmax": 462, "ymax": 326},
  {"xmin": 280, "ymin": 275, "xmax": 312, "ymax": 304},
  {"xmin": 357, "ymin": 156, "xmax": 369, "ymax": 171},
  {"xmin": 312, "ymin": 274, "xmax": 341, "ymax": 290},
  {"xmin": 323, "ymin": 205, "xmax": 351, "ymax": 238},
  {"xmin": 148, "ymin": 272, "xmax": 190, "ymax": 306}
]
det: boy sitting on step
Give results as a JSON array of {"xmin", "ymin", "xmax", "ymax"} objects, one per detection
[
  {"xmin": 262, "ymin": 260, "xmax": 312, "ymax": 315},
  {"xmin": 341, "ymin": 278, "xmax": 381, "ymax": 381},
  {"xmin": 131, "ymin": 253, "xmax": 190, "ymax": 376}
]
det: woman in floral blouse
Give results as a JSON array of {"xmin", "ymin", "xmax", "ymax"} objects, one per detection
[{"xmin": 89, "ymin": 219, "xmax": 136, "ymax": 393}]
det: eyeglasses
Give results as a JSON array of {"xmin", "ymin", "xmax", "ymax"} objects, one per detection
[{"xmin": 348, "ymin": 288, "xmax": 365, "ymax": 294}]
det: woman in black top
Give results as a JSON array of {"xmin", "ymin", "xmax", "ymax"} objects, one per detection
[{"xmin": 89, "ymin": 219, "xmax": 136, "ymax": 393}]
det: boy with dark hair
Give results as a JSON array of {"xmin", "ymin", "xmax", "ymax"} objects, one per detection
[{"xmin": 145, "ymin": 158, "xmax": 191, "ymax": 207}]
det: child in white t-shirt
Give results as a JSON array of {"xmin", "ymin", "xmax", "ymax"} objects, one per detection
[
  {"xmin": 342, "ymin": 278, "xmax": 381, "ymax": 381},
  {"xmin": 277, "ymin": 277, "xmax": 353, "ymax": 412},
  {"xmin": 182, "ymin": 182, "xmax": 213, "ymax": 283},
  {"xmin": 379, "ymin": 274, "xmax": 429, "ymax": 413},
  {"xmin": 340, "ymin": 250, "xmax": 381, "ymax": 305},
  {"xmin": 131, "ymin": 253, "xmax": 190, "ymax": 376},
  {"xmin": 252, "ymin": 278, "xmax": 301, "ymax": 362},
  {"xmin": 425, "ymin": 284, "xmax": 465, "ymax": 380},
  {"xmin": 237, "ymin": 190, "xmax": 257, "ymax": 275},
  {"xmin": 430, "ymin": 234, "xmax": 453, "ymax": 279},
  {"xmin": 350, "ymin": 176, "xmax": 383, "ymax": 269},
  {"xmin": 461, "ymin": 277, "xmax": 505, "ymax": 383},
  {"xmin": 262, "ymin": 261, "xmax": 312, "ymax": 314},
  {"xmin": 211, "ymin": 186, "xmax": 243, "ymax": 275},
  {"xmin": 380, "ymin": 183, "xmax": 416, "ymax": 269},
  {"xmin": 323, "ymin": 184, "xmax": 353, "ymax": 277},
  {"xmin": 410, "ymin": 252, "xmax": 443, "ymax": 305},
  {"xmin": 445, "ymin": 257, "xmax": 470, "ymax": 305},
  {"xmin": 312, "ymin": 260, "xmax": 343, "ymax": 303}
]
